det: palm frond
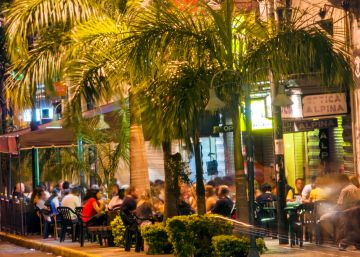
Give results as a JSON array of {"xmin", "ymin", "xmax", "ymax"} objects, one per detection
[
  {"xmin": 244, "ymin": 25, "xmax": 353, "ymax": 87},
  {"xmin": 5, "ymin": 25, "xmax": 71, "ymax": 109},
  {"xmin": 5, "ymin": 0, "xmax": 96, "ymax": 58}
]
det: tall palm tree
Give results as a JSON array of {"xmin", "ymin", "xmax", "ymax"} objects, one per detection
[
  {"xmin": 135, "ymin": 63, "xmax": 211, "ymax": 217},
  {"xmin": 118, "ymin": 0, "xmax": 353, "ymax": 221},
  {"xmin": 4, "ymin": 0, "xmax": 150, "ymax": 194},
  {"xmin": 0, "ymin": 0, "xmax": 13, "ymax": 194}
]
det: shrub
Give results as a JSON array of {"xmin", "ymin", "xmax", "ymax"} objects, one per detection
[
  {"xmin": 212, "ymin": 235, "xmax": 267, "ymax": 257},
  {"xmin": 166, "ymin": 214, "xmax": 233, "ymax": 257},
  {"xmin": 110, "ymin": 215, "xmax": 126, "ymax": 247},
  {"xmin": 141, "ymin": 223, "xmax": 173, "ymax": 254}
]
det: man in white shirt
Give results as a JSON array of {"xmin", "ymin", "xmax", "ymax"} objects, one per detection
[
  {"xmin": 61, "ymin": 186, "xmax": 81, "ymax": 219},
  {"xmin": 302, "ymin": 176, "xmax": 316, "ymax": 203}
]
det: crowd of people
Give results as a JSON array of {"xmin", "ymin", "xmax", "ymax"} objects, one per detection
[
  {"xmin": 8, "ymin": 172, "xmax": 360, "ymax": 250},
  {"xmin": 8, "ymin": 176, "xmax": 237, "ymax": 243}
]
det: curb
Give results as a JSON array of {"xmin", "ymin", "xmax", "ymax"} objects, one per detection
[{"xmin": 0, "ymin": 232, "xmax": 100, "ymax": 257}]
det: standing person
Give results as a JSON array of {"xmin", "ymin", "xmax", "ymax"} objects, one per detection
[
  {"xmin": 61, "ymin": 186, "xmax": 81, "ymax": 219},
  {"xmin": 287, "ymin": 178, "xmax": 304, "ymax": 202},
  {"xmin": 121, "ymin": 193, "xmax": 142, "ymax": 252},
  {"xmin": 302, "ymin": 176, "xmax": 317, "ymax": 203},
  {"xmin": 211, "ymin": 185, "xmax": 234, "ymax": 217},
  {"xmin": 205, "ymin": 185, "xmax": 217, "ymax": 212},
  {"xmin": 82, "ymin": 189, "xmax": 106, "ymax": 225}
]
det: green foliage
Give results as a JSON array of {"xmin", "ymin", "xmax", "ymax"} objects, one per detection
[
  {"xmin": 165, "ymin": 214, "xmax": 233, "ymax": 257},
  {"xmin": 141, "ymin": 223, "xmax": 172, "ymax": 255},
  {"xmin": 110, "ymin": 215, "xmax": 126, "ymax": 247},
  {"xmin": 212, "ymin": 235, "xmax": 267, "ymax": 257}
]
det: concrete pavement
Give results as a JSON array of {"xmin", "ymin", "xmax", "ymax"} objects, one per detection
[
  {"xmin": 2, "ymin": 232, "xmax": 360, "ymax": 256},
  {"xmin": 265, "ymin": 239, "xmax": 360, "ymax": 257},
  {"xmin": 0, "ymin": 239, "xmax": 55, "ymax": 257}
]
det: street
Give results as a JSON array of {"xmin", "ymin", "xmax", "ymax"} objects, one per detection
[
  {"xmin": 264, "ymin": 239, "xmax": 360, "ymax": 257},
  {"xmin": 0, "ymin": 240, "xmax": 55, "ymax": 257}
]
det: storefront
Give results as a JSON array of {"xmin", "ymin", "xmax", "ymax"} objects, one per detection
[
  {"xmin": 246, "ymin": 77, "xmax": 355, "ymax": 189},
  {"xmin": 281, "ymin": 86, "xmax": 354, "ymax": 188}
]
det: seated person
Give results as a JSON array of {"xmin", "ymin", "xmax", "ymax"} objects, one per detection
[
  {"xmin": 82, "ymin": 189, "xmax": 106, "ymax": 225},
  {"xmin": 205, "ymin": 185, "xmax": 218, "ymax": 213},
  {"xmin": 309, "ymin": 178, "xmax": 327, "ymax": 203},
  {"xmin": 256, "ymin": 183, "xmax": 276, "ymax": 206},
  {"xmin": 136, "ymin": 191, "xmax": 153, "ymax": 221},
  {"xmin": 287, "ymin": 178, "xmax": 304, "ymax": 202},
  {"xmin": 61, "ymin": 186, "xmax": 81, "ymax": 219},
  {"xmin": 108, "ymin": 184, "xmax": 125, "ymax": 210},
  {"xmin": 211, "ymin": 185, "xmax": 234, "ymax": 217},
  {"xmin": 336, "ymin": 174, "xmax": 360, "ymax": 210},
  {"xmin": 302, "ymin": 176, "xmax": 316, "ymax": 203}
]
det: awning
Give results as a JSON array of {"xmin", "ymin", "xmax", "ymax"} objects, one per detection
[
  {"xmin": 19, "ymin": 128, "xmax": 75, "ymax": 150},
  {"xmin": 0, "ymin": 101, "xmax": 122, "ymax": 153}
]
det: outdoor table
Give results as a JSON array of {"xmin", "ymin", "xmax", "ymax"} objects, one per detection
[{"xmin": 285, "ymin": 202, "xmax": 304, "ymax": 247}]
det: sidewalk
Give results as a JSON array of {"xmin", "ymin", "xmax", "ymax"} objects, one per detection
[
  {"xmin": 2, "ymin": 232, "xmax": 360, "ymax": 257},
  {"xmin": 0, "ymin": 232, "xmax": 170, "ymax": 257}
]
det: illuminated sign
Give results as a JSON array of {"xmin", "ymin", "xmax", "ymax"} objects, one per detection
[
  {"xmin": 23, "ymin": 108, "xmax": 54, "ymax": 122},
  {"xmin": 251, "ymin": 99, "xmax": 272, "ymax": 130},
  {"xmin": 302, "ymin": 93, "xmax": 347, "ymax": 117}
]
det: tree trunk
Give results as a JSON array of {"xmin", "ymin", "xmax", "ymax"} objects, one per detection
[
  {"xmin": 232, "ymin": 97, "xmax": 249, "ymax": 222},
  {"xmin": 129, "ymin": 95, "xmax": 150, "ymax": 196},
  {"xmin": 193, "ymin": 132, "xmax": 206, "ymax": 215},
  {"xmin": 162, "ymin": 141, "xmax": 178, "ymax": 219},
  {"xmin": 0, "ymin": 21, "xmax": 9, "ymax": 194}
]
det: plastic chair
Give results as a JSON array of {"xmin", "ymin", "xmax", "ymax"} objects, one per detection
[{"xmin": 57, "ymin": 207, "xmax": 79, "ymax": 242}]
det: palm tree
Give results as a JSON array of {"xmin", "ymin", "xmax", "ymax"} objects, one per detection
[
  {"xmin": 118, "ymin": 0, "xmax": 353, "ymax": 221},
  {"xmin": 0, "ymin": 0, "xmax": 13, "ymax": 194},
  {"xmin": 4, "ymin": 0, "xmax": 150, "ymax": 194},
  {"xmin": 135, "ymin": 63, "xmax": 212, "ymax": 216}
]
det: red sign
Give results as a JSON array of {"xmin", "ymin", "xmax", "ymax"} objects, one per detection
[
  {"xmin": 234, "ymin": 0, "xmax": 256, "ymax": 12},
  {"xmin": 172, "ymin": 0, "xmax": 198, "ymax": 10},
  {"xmin": 53, "ymin": 82, "xmax": 67, "ymax": 97}
]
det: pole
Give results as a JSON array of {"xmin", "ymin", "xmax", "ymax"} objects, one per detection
[
  {"xmin": 269, "ymin": 72, "xmax": 288, "ymax": 244},
  {"xmin": 77, "ymin": 136, "xmax": 85, "ymax": 197},
  {"xmin": 245, "ymin": 86, "xmax": 260, "ymax": 257},
  {"xmin": 7, "ymin": 154, "xmax": 12, "ymax": 197},
  {"xmin": 89, "ymin": 145, "xmax": 98, "ymax": 187},
  {"xmin": 0, "ymin": 152, "xmax": 2, "ymax": 194},
  {"xmin": 31, "ymin": 148, "xmax": 39, "ymax": 190}
]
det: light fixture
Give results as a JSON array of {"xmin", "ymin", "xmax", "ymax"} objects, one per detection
[
  {"xmin": 96, "ymin": 114, "xmax": 110, "ymax": 130},
  {"xmin": 205, "ymin": 88, "xmax": 226, "ymax": 112},
  {"xmin": 272, "ymin": 84, "xmax": 293, "ymax": 107}
]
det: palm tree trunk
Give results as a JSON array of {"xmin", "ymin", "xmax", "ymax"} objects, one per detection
[
  {"xmin": 232, "ymin": 97, "xmax": 249, "ymax": 222},
  {"xmin": 193, "ymin": 132, "xmax": 206, "ymax": 215},
  {"xmin": 129, "ymin": 94, "xmax": 150, "ymax": 196},
  {"xmin": 0, "ymin": 21, "xmax": 9, "ymax": 195},
  {"xmin": 162, "ymin": 141, "xmax": 178, "ymax": 219}
]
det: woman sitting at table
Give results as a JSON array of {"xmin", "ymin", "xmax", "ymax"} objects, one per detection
[
  {"xmin": 82, "ymin": 189, "xmax": 106, "ymax": 225},
  {"xmin": 108, "ymin": 185, "xmax": 125, "ymax": 210}
]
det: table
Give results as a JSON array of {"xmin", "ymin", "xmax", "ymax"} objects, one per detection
[{"xmin": 285, "ymin": 203, "xmax": 304, "ymax": 247}]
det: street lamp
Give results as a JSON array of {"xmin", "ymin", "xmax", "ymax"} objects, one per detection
[{"xmin": 205, "ymin": 69, "xmax": 260, "ymax": 257}]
